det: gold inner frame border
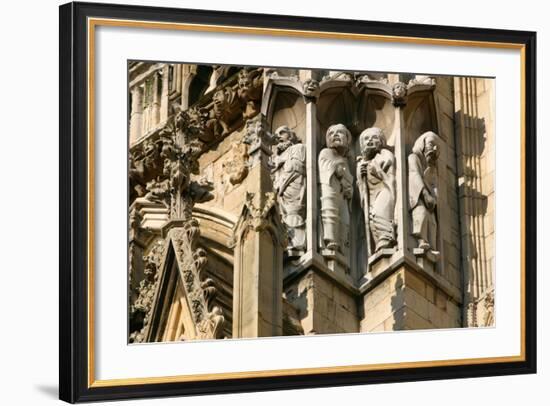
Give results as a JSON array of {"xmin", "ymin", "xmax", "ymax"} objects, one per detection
[{"xmin": 86, "ymin": 17, "xmax": 527, "ymax": 388}]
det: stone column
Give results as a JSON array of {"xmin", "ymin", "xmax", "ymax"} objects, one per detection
[
  {"xmin": 454, "ymin": 77, "xmax": 495, "ymax": 327},
  {"xmin": 305, "ymin": 91, "xmax": 319, "ymax": 254},
  {"xmin": 393, "ymin": 96, "xmax": 410, "ymax": 258},
  {"xmin": 151, "ymin": 70, "xmax": 161, "ymax": 127},
  {"xmin": 232, "ymin": 115, "xmax": 286, "ymax": 338},
  {"xmin": 129, "ymin": 85, "xmax": 143, "ymax": 145},
  {"xmin": 160, "ymin": 65, "xmax": 170, "ymax": 122},
  {"xmin": 181, "ymin": 65, "xmax": 197, "ymax": 110}
]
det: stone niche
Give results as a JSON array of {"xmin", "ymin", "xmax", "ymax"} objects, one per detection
[{"xmin": 127, "ymin": 63, "xmax": 495, "ymax": 343}]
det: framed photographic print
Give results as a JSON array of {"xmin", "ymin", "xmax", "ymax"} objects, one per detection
[{"xmin": 59, "ymin": 1, "xmax": 537, "ymax": 403}]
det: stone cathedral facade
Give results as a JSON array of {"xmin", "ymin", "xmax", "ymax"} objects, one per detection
[{"xmin": 127, "ymin": 62, "xmax": 495, "ymax": 343}]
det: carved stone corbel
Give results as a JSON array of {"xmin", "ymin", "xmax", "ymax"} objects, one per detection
[
  {"xmin": 237, "ymin": 69, "xmax": 263, "ymax": 119},
  {"xmin": 223, "ymin": 140, "xmax": 249, "ymax": 185},
  {"xmin": 242, "ymin": 114, "xmax": 274, "ymax": 167},
  {"xmin": 302, "ymin": 79, "xmax": 320, "ymax": 103},
  {"xmin": 392, "ymin": 81, "xmax": 408, "ymax": 106}
]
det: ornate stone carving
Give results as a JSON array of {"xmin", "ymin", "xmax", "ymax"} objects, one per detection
[
  {"xmin": 272, "ymin": 126, "xmax": 307, "ymax": 257},
  {"xmin": 481, "ymin": 291, "xmax": 495, "ymax": 327},
  {"xmin": 318, "ymin": 124, "xmax": 353, "ymax": 252},
  {"xmin": 237, "ymin": 192, "xmax": 277, "ymax": 233},
  {"xmin": 169, "ymin": 220, "xmax": 226, "ymax": 340},
  {"xmin": 320, "ymin": 71, "xmax": 354, "ymax": 83},
  {"xmin": 204, "ymin": 65, "xmax": 234, "ymax": 94},
  {"xmin": 158, "ymin": 110, "xmax": 213, "ymax": 220},
  {"xmin": 356, "ymin": 127, "xmax": 397, "ymax": 259},
  {"xmin": 175, "ymin": 105, "xmax": 210, "ymax": 144},
  {"xmin": 243, "ymin": 115, "xmax": 273, "ymax": 166},
  {"xmin": 408, "ymin": 75, "xmax": 436, "ymax": 87},
  {"xmin": 196, "ymin": 306, "xmax": 225, "ymax": 340},
  {"xmin": 302, "ymin": 79, "xmax": 320, "ymax": 101},
  {"xmin": 129, "ymin": 138, "xmax": 164, "ymax": 202},
  {"xmin": 129, "ymin": 239, "xmax": 166, "ymax": 343},
  {"xmin": 204, "ymin": 87, "xmax": 242, "ymax": 141},
  {"xmin": 129, "ymin": 97, "xmax": 228, "ymax": 342},
  {"xmin": 237, "ymin": 69, "xmax": 263, "ymax": 119},
  {"xmin": 392, "ymin": 81, "xmax": 408, "ymax": 106},
  {"xmin": 144, "ymin": 177, "xmax": 170, "ymax": 207},
  {"xmin": 223, "ymin": 140, "xmax": 249, "ymax": 185},
  {"xmin": 409, "ymin": 131, "xmax": 441, "ymax": 256},
  {"xmin": 264, "ymin": 68, "xmax": 299, "ymax": 80},
  {"xmin": 355, "ymin": 73, "xmax": 389, "ymax": 86}
]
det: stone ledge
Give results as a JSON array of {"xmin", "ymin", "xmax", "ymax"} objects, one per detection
[
  {"xmin": 359, "ymin": 253, "xmax": 462, "ymax": 305},
  {"xmin": 283, "ymin": 251, "xmax": 358, "ymax": 296}
]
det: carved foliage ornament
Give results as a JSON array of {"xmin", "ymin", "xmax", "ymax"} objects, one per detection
[
  {"xmin": 129, "ymin": 239, "xmax": 166, "ymax": 343},
  {"xmin": 169, "ymin": 221, "xmax": 225, "ymax": 340},
  {"xmin": 232, "ymin": 192, "xmax": 288, "ymax": 248},
  {"xmin": 145, "ymin": 107, "xmax": 213, "ymax": 220}
]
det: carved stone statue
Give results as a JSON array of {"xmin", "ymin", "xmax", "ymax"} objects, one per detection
[
  {"xmin": 237, "ymin": 69, "xmax": 263, "ymax": 119},
  {"xmin": 271, "ymin": 126, "xmax": 307, "ymax": 256},
  {"xmin": 318, "ymin": 124, "xmax": 353, "ymax": 252},
  {"xmin": 392, "ymin": 81, "xmax": 408, "ymax": 106},
  {"xmin": 408, "ymin": 131, "xmax": 441, "ymax": 255},
  {"xmin": 206, "ymin": 87, "xmax": 241, "ymax": 140},
  {"xmin": 302, "ymin": 79, "xmax": 320, "ymax": 101},
  {"xmin": 356, "ymin": 127, "xmax": 396, "ymax": 257},
  {"xmin": 129, "ymin": 139, "xmax": 164, "ymax": 202}
]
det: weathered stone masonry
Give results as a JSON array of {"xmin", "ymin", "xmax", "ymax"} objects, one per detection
[{"xmin": 127, "ymin": 62, "xmax": 495, "ymax": 342}]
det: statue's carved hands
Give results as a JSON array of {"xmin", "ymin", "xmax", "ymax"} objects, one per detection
[
  {"xmin": 359, "ymin": 160, "xmax": 369, "ymax": 177},
  {"xmin": 335, "ymin": 164, "xmax": 347, "ymax": 179},
  {"xmin": 270, "ymin": 156, "xmax": 282, "ymax": 173},
  {"xmin": 422, "ymin": 189, "xmax": 436, "ymax": 211},
  {"xmin": 342, "ymin": 176, "xmax": 353, "ymax": 200},
  {"xmin": 343, "ymin": 184, "xmax": 353, "ymax": 200},
  {"xmin": 370, "ymin": 160, "xmax": 387, "ymax": 180}
]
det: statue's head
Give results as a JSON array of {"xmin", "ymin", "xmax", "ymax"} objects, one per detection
[
  {"xmin": 392, "ymin": 81, "xmax": 407, "ymax": 99},
  {"xmin": 212, "ymin": 88, "xmax": 227, "ymax": 112},
  {"xmin": 237, "ymin": 70, "xmax": 251, "ymax": 92},
  {"xmin": 412, "ymin": 131, "xmax": 441, "ymax": 166},
  {"xmin": 392, "ymin": 81, "xmax": 408, "ymax": 106},
  {"xmin": 359, "ymin": 127, "xmax": 386, "ymax": 159},
  {"xmin": 302, "ymin": 79, "xmax": 320, "ymax": 99},
  {"xmin": 326, "ymin": 124, "xmax": 351, "ymax": 155},
  {"xmin": 274, "ymin": 125, "xmax": 299, "ymax": 153}
]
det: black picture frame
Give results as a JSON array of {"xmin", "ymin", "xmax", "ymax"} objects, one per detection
[{"xmin": 59, "ymin": 1, "xmax": 537, "ymax": 403}]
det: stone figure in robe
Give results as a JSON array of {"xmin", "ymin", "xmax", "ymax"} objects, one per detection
[
  {"xmin": 356, "ymin": 127, "xmax": 397, "ymax": 256},
  {"xmin": 272, "ymin": 126, "xmax": 307, "ymax": 256},
  {"xmin": 318, "ymin": 124, "xmax": 353, "ymax": 252},
  {"xmin": 408, "ymin": 131, "xmax": 441, "ymax": 254}
]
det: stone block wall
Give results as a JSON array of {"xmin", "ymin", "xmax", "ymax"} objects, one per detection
[{"xmin": 361, "ymin": 266, "xmax": 461, "ymax": 332}]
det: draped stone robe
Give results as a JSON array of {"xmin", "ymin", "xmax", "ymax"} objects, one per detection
[
  {"xmin": 408, "ymin": 152, "xmax": 438, "ymax": 250},
  {"xmin": 318, "ymin": 147, "xmax": 353, "ymax": 251},
  {"xmin": 357, "ymin": 148, "xmax": 396, "ymax": 254},
  {"xmin": 272, "ymin": 143, "xmax": 307, "ymax": 252}
]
